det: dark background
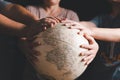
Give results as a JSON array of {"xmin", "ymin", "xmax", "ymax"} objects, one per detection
[{"xmin": 6, "ymin": 0, "xmax": 111, "ymax": 20}]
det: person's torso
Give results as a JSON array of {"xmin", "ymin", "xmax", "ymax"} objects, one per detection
[
  {"xmin": 93, "ymin": 14, "xmax": 120, "ymax": 67},
  {"xmin": 25, "ymin": 6, "xmax": 79, "ymax": 21},
  {"xmin": 0, "ymin": 0, "xmax": 11, "ymax": 11}
]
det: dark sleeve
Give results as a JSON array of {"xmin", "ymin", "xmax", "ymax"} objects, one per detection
[
  {"xmin": 90, "ymin": 16, "xmax": 102, "ymax": 27},
  {"xmin": 0, "ymin": 0, "xmax": 11, "ymax": 11}
]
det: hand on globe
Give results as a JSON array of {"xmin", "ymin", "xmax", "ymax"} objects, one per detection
[
  {"xmin": 61, "ymin": 19, "xmax": 82, "ymax": 26},
  {"xmin": 20, "ymin": 22, "xmax": 96, "ymax": 80},
  {"xmin": 19, "ymin": 36, "xmax": 40, "ymax": 64},
  {"xmin": 19, "ymin": 20, "xmax": 44, "ymax": 40},
  {"xmin": 19, "ymin": 17, "xmax": 62, "ymax": 40},
  {"xmin": 61, "ymin": 20, "xmax": 99, "ymax": 65},
  {"xmin": 19, "ymin": 17, "xmax": 62, "ymax": 64},
  {"xmin": 61, "ymin": 20, "xmax": 93, "ymax": 36},
  {"xmin": 39, "ymin": 17, "xmax": 62, "ymax": 30},
  {"xmin": 80, "ymin": 34, "xmax": 99, "ymax": 65}
]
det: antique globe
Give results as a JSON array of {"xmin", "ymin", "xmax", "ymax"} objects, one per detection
[{"xmin": 20, "ymin": 23, "xmax": 89, "ymax": 80}]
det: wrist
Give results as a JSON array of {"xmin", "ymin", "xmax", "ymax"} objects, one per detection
[{"xmin": 91, "ymin": 27, "xmax": 97, "ymax": 38}]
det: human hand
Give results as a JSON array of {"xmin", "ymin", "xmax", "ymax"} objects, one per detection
[
  {"xmin": 79, "ymin": 34, "xmax": 99, "ymax": 65},
  {"xmin": 61, "ymin": 20, "xmax": 93, "ymax": 36},
  {"xmin": 19, "ymin": 17, "xmax": 62, "ymax": 64},
  {"xmin": 19, "ymin": 36, "xmax": 41, "ymax": 64},
  {"xmin": 62, "ymin": 20, "xmax": 98, "ymax": 65},
  {"xmin": 39, "ymin": 16, "xmax": 62, "ymax": 30},
  {"xmin": 20, "ymin": 17, "xmax": 62, "ymax": 40}
]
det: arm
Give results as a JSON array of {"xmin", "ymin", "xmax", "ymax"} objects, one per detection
[
  {"xmin": 0, "ymin": 13, "xmax": 41, "ymax": 38},
  {"xmin": 0, "ymin": 13, "xmax": 26, "ymax": 36},
  {"xmin": 91, "ymin": 27, "xmax": 120, "ymax": 42},
  {"xmin": 79, "ymin": 21, "xmax": 120, "ymax": 42},
  {"xmin": 0, "ymin": 15, "xmax": 62, "ymax": 38},
  {"xmin": 1, "ymin": 3, "xmax": 39, "ymax": 25},
  {"xmin": 0, "ymin": 1, "xmax": 41, "ymax": 37}
]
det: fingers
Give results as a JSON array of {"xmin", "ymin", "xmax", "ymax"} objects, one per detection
[
  {"xmin": 19, "ymin": 36, "xmax": 41, "ymax": 64},
  {"xmin": 83, "ymin": 33, "xmax": 95, "ymax": 44},
  {"xmin": 86, "ymin": 57, "xmax": 94, "ymax": 65},
  {"xmin": 80, "ymin": 51, "xmax": 91, "ymax": 56},
  {"xmin": 80, "ymin": 34, "xmax": 95, "ymax": 50},
  {"xmin": 62, "ymin": 20, "xmax": 82, "ymax": 27},
  {"xmin": 79, "ymin": 34, "xmax": 99, "ymax": 65},
  {"xmin": 68, "ymin": 26, "xmax": 85, "ymax": 31},
  {"xmin": 23, "ymin": 41, "xmax": 40, "ymax": 65},
  {"xmin": 82, "ymin": 34, "xmax": 99, "ymax": 50},
  {"xmin": 80, "ymin": 44, "xmax": 92, "ymax": 50},
  {"xmin": 47, "ymin": 16, "xmax": 62, "ymax": 23},
  {"xmin": 82, "ymin": 55, "xmax": 94, "ymax": 65},
  {"xmin": 63, "ymin": 21, "xmax": 92, "ymax": 36},
  {"xmin": 80, "ymin": 51, "xmax": 95, "ymax": 65},
  {"xmin": 84, "ymin": 34, "xmax": 99, "ymax": 52},
  {"xmin": 44, "ymin": 17, "xmax": 58, "ymax": 26},
  {"xmin": 20, "ymin": 36, "xmax": 37, "ymax": 42},
  {"xmin": 23, "ymin": 17, "xmax": 62, "ymax": 38},
  {"xmin": 39, "ymin": 16, "xmax": 62, "ymax": 30},
  {"xmin": 26, "ymin": 49, "xmax": 39, "ymax": 60}
]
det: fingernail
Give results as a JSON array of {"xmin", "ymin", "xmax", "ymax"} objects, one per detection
[
  {"xmin": 21, "ymin": 37, "xmax": 27, "ymax": 40},
  {"xmin": 80, "ymin": 52, "xmax": 84, "ymax": 56},
  {"xmin": 32, "ymin": 50, "xmax": 41, "ymax": 56},
  {"xmin": 44, "ymin": 27, "xmax": 47, "ymax": 30},
  {"xmin": 61, "ymin": 24, "xmax": 66, "ymax": 26},
  {"xmin": 68, "ymin": 27, "xmax": 71, "ymax": 29},
  {"xmin": 38, "ymin": 42, "xmax": 41, "ymax": 45},
  {"xmin": 81, "ymin": 59, "xmax": 84, "ymax": 62},
  {"xmin": 85, "ymin": 63, "xmax": 88, "ymax": 65},
  {"xmin": 62, "ymin": 18, "xmax": 66, "ymax": 20},
  {"xmin": 80, "ymin": 45, "xmax": 82, "ymax": 47},
  {"xmin": 79, "ymin": 53, "xmax": 82, "ymax": 56},
  {"xmin": 71, "ymin": 24, "xmax": 76, "ymax": 26},
  {"xmin": 80, "ymin": 45, "xmax": 84, "ymax": 48},
  {"xmin": 77, "ymin": 32, "xmax": 80, "ymax": 35}
]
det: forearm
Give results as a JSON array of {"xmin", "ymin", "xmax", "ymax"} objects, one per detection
[
  {"xmin": 79, "ymin": 21, "xmax": 120, "ymax": 42},
  {"xmin": 80, "ymin": 21, "xmax": 97, "ymax": 29},
  {"xmin": 92, "ymin": 28, "xmax": 120, "ymax": 42},
  {"xmin": 0, "ymin": 14, "xmax": 26, "ymax": 36},
  {"xmin": 1, "ymin": 4, "xmax": 39, "ymax": 25}
]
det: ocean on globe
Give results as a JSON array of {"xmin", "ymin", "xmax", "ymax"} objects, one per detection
[{"xmin": 21, "ymin": 23, "xmax": 89, "ymax": 80}]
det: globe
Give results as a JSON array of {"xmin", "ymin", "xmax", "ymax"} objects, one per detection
[{"xmin": 21, "ymin": 23, "xmax": 89, "ymax": 80}]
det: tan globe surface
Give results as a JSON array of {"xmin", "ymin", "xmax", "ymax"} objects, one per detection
[{"xmin": 22, "ymin": 23, "xmax": 89, "ymax": 80}]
